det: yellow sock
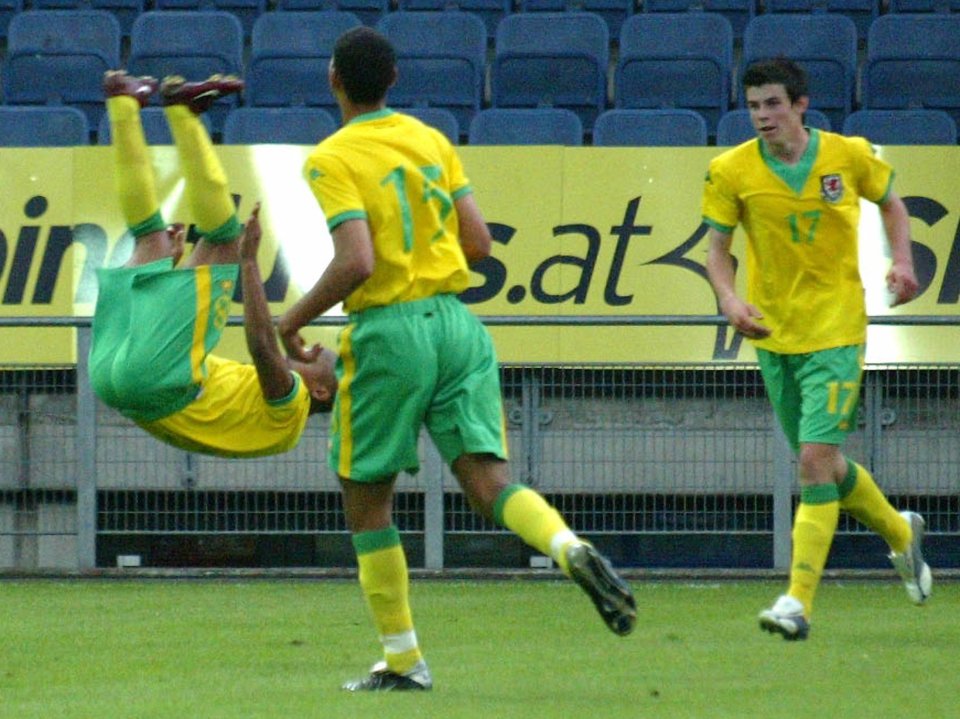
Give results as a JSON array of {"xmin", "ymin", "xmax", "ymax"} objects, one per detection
[
  {"xmin": 493, "ymin": 484, "xmax": 581, "ymax": 576},
  {"xmin": 163, "ymin": 104, "xmax": 240, "ymax": 242},
  {"xmin": 107, "ymin": 95, "xmax": 165, "ymax": 236},
  {"xmin": 787, "ymin": 484, "xmax": 839, "ymax": 617},
  {"xmin": 352, "ymin": 526, "xmax": 422, "ymax": 674},
  {"xmin": 838, "ymin": 460, "xmax": 911, "ymax": 554}
]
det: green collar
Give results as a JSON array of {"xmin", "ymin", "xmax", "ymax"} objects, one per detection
[
  {"xmin": 760, "ymin": 128, "xmax": 821, "ymax": 194},
  {"xmin": 347, "ymin": 107, "xmax": 395, "ymax": 126}
]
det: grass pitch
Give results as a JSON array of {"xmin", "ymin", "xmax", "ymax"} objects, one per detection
[{"xmin": 0, "ymin": 577, "xmax": 956, "ymax": 719}]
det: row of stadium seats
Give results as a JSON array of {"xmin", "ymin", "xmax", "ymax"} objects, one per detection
[
  {"xmin": 1, "ymin": 0, "xmax": 958, "ymax": 41},
  {"xmin": 1, "ymin": 104, "xmax": 956, "ymax": 147},
  {"xmin": 1, "ymin": 9, "xmax": 959, "ymax": 140}
]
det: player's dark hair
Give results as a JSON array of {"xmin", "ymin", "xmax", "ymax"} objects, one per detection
[
  {"xmin": 742, "ymin": 57, "xmax": 809, "ymax": 103},
  {"xmin": 332, "ymin": 26, "xmax": 396, "ymax": 105}
]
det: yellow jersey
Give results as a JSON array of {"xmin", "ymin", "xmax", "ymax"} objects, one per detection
[
  {"xmin": 303, "ymin": 109, "xmax": 472, "ymax": 313},
  {"xmin": 138, "ymin": 355, "xmax": 311, "ymax": 458},
  {"xmin": 702, "ymin": 129, "xmax": 894, "ymax": 354}
]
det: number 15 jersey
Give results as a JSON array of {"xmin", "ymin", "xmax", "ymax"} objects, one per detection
[
  {"xmin": 304, "ymin": 108, "xmax": 473, "ymax": 313},
  {"xmin": 701, "ymin": 128, "xmax": 895, "ymax": 355}
]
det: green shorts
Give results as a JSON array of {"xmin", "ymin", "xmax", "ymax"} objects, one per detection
[
  {"xmin": 89, "ymin": 259, "xmax": 238, "ymax": 422},
  {"xmin": 757, "ymin": 344, "xmax": 864, "ymax": 453},
  {"xmin": 330, "ymin": 293, "xmax": 508, "ymax": 481}
]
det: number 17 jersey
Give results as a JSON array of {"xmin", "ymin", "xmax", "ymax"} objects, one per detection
[
  {"xmin": 701, "ymin": 129, "xmax": 895, "ymax": 354},
  {"xmin": 304, "ymin": 108, "xmax": 472, "ymax": 313}
]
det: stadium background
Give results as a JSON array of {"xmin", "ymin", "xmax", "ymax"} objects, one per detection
[{"xmin": 0, "ymin": 3, "xmax": 958, "ymax": 573}]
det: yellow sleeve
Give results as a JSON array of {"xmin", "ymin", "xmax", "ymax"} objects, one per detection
[
  {"xmin": 850, "ymin": 136, "xmax": 895, "ymax": 204},
  {"xmin": 303, "ymin": 146, "xmax": 367, "ymax": 230},
  {"xmin": 701, "ymin": 155, "xmax": 740, "ymax": 233}
]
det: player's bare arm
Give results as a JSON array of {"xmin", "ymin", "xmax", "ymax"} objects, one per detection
[
  {"xmin": 879, "ymin": 191, "xmax": 919, "ymax": 307},
  {"xmin": 705, "ymin": 227, "xmax": 771, "ymax": 339},
  {"xmin": 239, "ymin": 202, "xmax": 296, "ymax": 401},
  {"xmin": 455, "ymin": 193, "xmax": 492, "ymax": 265},
  {"xmin": 277, "ymin": 219, "xmax": 374, "ymax": 362}
]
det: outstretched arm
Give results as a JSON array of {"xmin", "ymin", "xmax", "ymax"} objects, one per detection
[
  {"xmin": 705, "ymin": 227, "xmax": 771, "ymax": 340},
  {"xmin": 278, "ymin": 219, "xmax": 374, "ymax": 362},
  {"xmin": 239, "ymin": 203, "xmax": 295, "ymax": 401},
  {"xmin": 455, "ymin": 192, "xmax": 492, "ymax": 265},
  {"xmin": 879, "ymin": 191, "xmax": 918, "ymax": 307}
]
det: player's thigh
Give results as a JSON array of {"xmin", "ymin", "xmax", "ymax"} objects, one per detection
[
  {"xmin": 796, "ymin": 345, "xmax": 864, "ymax": 445},
  {"xmin": 427, "ymin": 301, "xmax": 508, "ymax": 464},
  {"xmin": 757, "ymin": 349, "xmax": 804, "ymax": 452},
  {"xmin": 329, "ymin": 315, "xmax": 436, "ymax": 481}
]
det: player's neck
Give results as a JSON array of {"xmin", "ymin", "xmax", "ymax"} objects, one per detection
[
  {"xmin": 339, "ymin": 100, "xmax": 387, "ymax": 125},
  {"xmin": 767, "ymin": 126, "xmax": 810, "ymax": 165}
]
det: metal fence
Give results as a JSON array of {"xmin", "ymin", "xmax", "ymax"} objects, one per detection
[{"xmin": 1, "ymin": 319, "xmax": 957, "ymax": 572}]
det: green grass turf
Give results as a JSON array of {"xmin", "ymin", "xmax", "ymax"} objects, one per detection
[{"xmin": 0, "ymin": 578, "xmax": 956, "ymax": 718}]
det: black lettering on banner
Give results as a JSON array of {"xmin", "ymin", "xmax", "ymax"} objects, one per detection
[
  {"xmin": 530, "ymin": 223, "xmax": 600, "ymax": 304},
  {"xmin": 460, "ymin": 222, "xmax": 513, "ymax": 305},
  {"xmin": 4, "ymin": 195, "xmax": 50, "ymax": 304},
  {"xmin": 33, "ymin": 225, "xmax": 76, "ymax": 304},
  {"xmin": 900, "ymin": 196, "xmax": 956, "ymax": 304},
  {"xmin": 607, "ymin": 196, "xmax": 652, "ymax": 306}
]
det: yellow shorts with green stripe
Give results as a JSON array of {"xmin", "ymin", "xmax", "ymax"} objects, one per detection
[
  {"xmin": 330, "ymin": 294, "xmax": 508, "ymax": 481},
  {"xmin": 89, "ymin": 258, "xmax": 239, "ymax": 422}
]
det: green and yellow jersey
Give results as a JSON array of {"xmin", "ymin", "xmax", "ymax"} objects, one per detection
[
  {"xmin": 137, "ymin": 355, "xmax": 312, "ymax": 459},
  {"xmin": 702, "ymin": 128, "xmax": 894, "ymax": 354},
  {"xmin": 303, "ymin": 109, "xmax": 473, "ymax": 313}
]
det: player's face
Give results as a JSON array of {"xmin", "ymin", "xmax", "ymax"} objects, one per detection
[{"xmin": 745, "ymin": 84, "xmax": 807, "ymax": 143}]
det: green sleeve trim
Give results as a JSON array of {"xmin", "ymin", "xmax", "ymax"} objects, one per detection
[
  {"xmin": 328, "ymin": 209, "xmax": 367, "ymax": 232},
  {"xmin": 837, "ymin": 459, "xmax": 858, "ymax": 499},
  {"xmin": 266, "ymin": 372, "xmax": 301, "ymax": 407},
  {"xmin": 352, "ymin": 525, "xmax": 401, "ymax": 555},
  {"xmin": 702, "ymin": 216, "xmax": 735, "ymax": 234},
  {"xmin": 801, "ymin": 483, "xmax": 840, "ymax": 505},
  {"xmin": 877, "ymin": 171, "xmax": 895, "ymax": 205},
  {"xmin": 492, "ymin": 483, "xmax": 528, "ymax": 527},
  {"xmin": 452, "ymin": 185, "xmax": 472, "ymax": 201},
  {"xmin": 130, "ymin": 210, "xmax": 167, "ymax": 238},
  {"xmin": 201, "ymin": 214, "xmax": 243, "ymax": 244}
]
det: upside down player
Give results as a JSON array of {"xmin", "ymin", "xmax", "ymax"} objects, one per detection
[
  {"xmin": 701, "ymin": 57, "xmax": 932, "ymax": 641},
  {"xmin": 90, "ymin": 70, "xmax": 337, "ymax": 457}
]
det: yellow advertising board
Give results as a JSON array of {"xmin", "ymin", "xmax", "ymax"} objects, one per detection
[{"xmin": 1, "ymin": 144, "xmax": 959, "ymax": 365}]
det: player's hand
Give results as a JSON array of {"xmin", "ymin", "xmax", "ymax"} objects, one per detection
[
  {"xmin": 885, "ymin": 260, "xmax": 919, "ymax": 307},
  {"xmin": 719, "ymin": 295, "xmax": 771, "ymax": 339},
  {"xmin": 277, "ymin": 320, "xmax": 322, "ymax": 363},
  {"xmin": 239, "ymin": 202, "xmax": 262, "ymax": 262}
]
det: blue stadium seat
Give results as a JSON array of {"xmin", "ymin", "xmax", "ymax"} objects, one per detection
[
  {"xmin": 468, "ymin": 108, "xmax": 584, "ymax": 145},
  {"xmin": 491, "ymin": 12, "xmax": 609, "ymax": 132},
  {"xmin": 273, "ymin": 0, "xmax": 389, "ymax": 26},
  {"xmin": 516, "ymin": 0, "xmax": 635, "ymax": 40},
  {"xmin": 741, "ymin": 14, "xmax": 857, "ymax": 130},
  {"xmin": 29, "ymin": 0, "xmax": 146, "ymax": 37},
  {"xmin": 842, "ymin": 109, "xmax": 958, "ymax": 145},
  {"xmin": 376, "ymin": 12, "xmax": 487, "ymax": 132},
  {"xmin": 97, "ymin": 107, "xmax": 214, "ymax": 144},
  {"xmin": 615, "ymin": 13, "xmax": 733, "ymax": 135},
  {"xmin": 861, "ymin": 14, "xmax": 960, "ymax": 129},
  {"xmin": 0, "ymin": 105, "xmax": 89, "ymax": 146},
  {"xmin": 888, "ymin": 0, "xmax": 960, "ymax": 12},
  {"xmin": 643, "ymin": 0, "xmax": 756, "ymax": 42},
  {"xmin": 0, "ymin": 0, "xmax": 22, "ymax": 40},
  {"xmin": 401, "ymin": 106, "xmax": 461, "ymax": 144},
  {"xmin": 394, "ymin": 0, "xmax": 512, "ymax": 42},
  {"xmin": 715, "ymin": 107, "xmax": 831, "ymax": 146},
  {"xmin": 246, "ymin": 11, "xmax": 360, "ymax": 116},
  {"xmin": 762, "ymin": 0, "xmax": 879, "ymax": 42},
  {"xmin": 127, "ymin": 11, "xmax": 245, "ymax": 134},
  {"xmin": 592, "ymin": 108, "xmax": 708, "ymax": 146},
  {"xmin": 152, "ymin": 0, "xmax": 267, "ymax": 39},
  {"xmin": 2, "ymin": 10, "xmax": 121, "ymax": 134},
  {"xmin": 221, "ymin": 107, "xmax": 338, "ymax": 144}
]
